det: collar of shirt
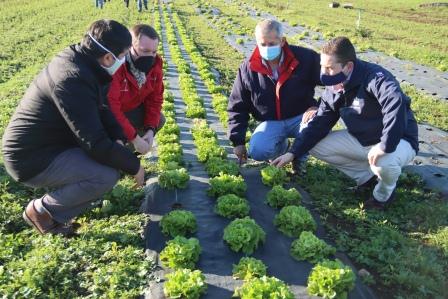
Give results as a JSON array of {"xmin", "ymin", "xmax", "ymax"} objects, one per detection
[{"xmin": 262, "ymin": 51, "xmax": 284, "ymax": 81}]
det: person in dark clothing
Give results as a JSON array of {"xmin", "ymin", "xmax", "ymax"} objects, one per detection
[
  {"xmin": 2, "ymin": 20, "xmax": 144, "ymax": 236},
  {"xmin": 137, "ymin": 0, "xmax": 148, "ymax": 12},
  {"xmin": 272, "ymin": 37, "xmax": 418, "ymax": 209},
  {"xmin": 124, "ymin": 0, "xmax": 129, "ymax": 8},
  {"xmin": 227, "ymin": 19, "xmax": 320, "ymax": 172}
]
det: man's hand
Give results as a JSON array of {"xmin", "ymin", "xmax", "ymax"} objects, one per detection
[
  {"xmin": 132, "ymin": 135, "xmax": 150, "ymax": 154},
  {"xmin": 142, "ymin": 129, "xmax": 155, "ymax": 150},
  {"xmin": 116, "ymin": 140, "xmax": 124, "ymax": 146},
  {"xmin": 271, "ymin": 152, "xmax": 295, "ymax": 168},
  {"xmin": 133, "ymin": 166, "xmax": 145, "ymax": 187},
  {"xmin": 368, "ymin": 145, "xmax": 386, "ymax": 166},
  {"xmin": 233, "ymin": 145, "xmax": 247, "ymax": 163},
  {"xmin": 302, "ymin": 106, "xmax": 318, "ymax": 124}
]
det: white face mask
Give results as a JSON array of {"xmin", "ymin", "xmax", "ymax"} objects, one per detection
[{"xmin": 88, "ymin": 33, "xmax": 125, "ymax": 75}]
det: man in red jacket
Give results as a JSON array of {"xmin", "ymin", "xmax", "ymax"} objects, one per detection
[{"xmin": 108, "ymin": 24, "xmax": 164, "ymax": 155}]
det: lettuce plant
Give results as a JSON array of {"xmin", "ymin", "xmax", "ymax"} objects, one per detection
[
  {"xmin": 266, "ymin": 185, "xmax": 301, "ymax": 208},
  {"xmin": 290, "ymin": 231, "xmax": 336, "ymax": 264},
  {"xmin": 160, "ymin": 236, "xmax": 201, "ymax": 269},
  {"xmin": 260, "ymin": 165, "xmax": 288, "ymax": 186},
  {"xmin": 214, "ymin": 194, "xmax": 250, "ymax": 219},
  {"xmin": 232, "ymin": 257, "xmax": 267, "ymax": 281},
  {"xmin": 274, "ymin": 206, "xmax": 316, "ymax": 238},
  {"xmin": 160, "ymin": 210, "xmax": 197, "ymax": 238},
  {"xmin": 205, "ymin": 157, "xmax": 239, "ymax": 177},
  {"xmin": 234, "ymin": 276, "xmax": 294, "ymax": 299},
  {"xmin": 223, "ymin": 217, "xmax": 265, "ymax": 254},
  {"xmin": 307, "ymin": 259, "xmax": 356, "ymax": 299},
  {"xmin": 158, "ymin": 168, "xmax": 190, "ymax": 189},
  {"xmin": 164, "ymin": 269, "xmax": 207, "ymax": 299},
  {"xmin": 207, "ymin": 173, "xmax": 247, "ymax": 198}
]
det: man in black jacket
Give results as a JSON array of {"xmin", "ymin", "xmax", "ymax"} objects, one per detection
[
  {"xmin": 2, "ymin": 20, "xmax": 144, "ymax": 235},
  {"xmin": 272, "ymin": 37, "xmax": 418, "ymax": 209},
  {"xmin": 227, "ymin": 19, "xmax": 320, "ymax": 171}
]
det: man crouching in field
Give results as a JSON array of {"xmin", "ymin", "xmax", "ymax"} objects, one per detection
[
  {"xmin": 2, "ymin": 20, "xmax": 145, "ymax": 236},
  {"xmin": 272, "ymin": 37, "xmax": 418, "ymax": 210}
]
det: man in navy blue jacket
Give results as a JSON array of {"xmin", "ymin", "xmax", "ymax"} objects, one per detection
[
  {"xmin": 273, "ymin": 37, "xmax": 418, "ymax": 209},
  {"xmin": 227, "ymin": 19, "xmax": 321, "ymax": 171}
]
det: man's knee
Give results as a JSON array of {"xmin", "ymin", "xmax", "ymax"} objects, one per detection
[
  {"xmin": 248, "ymin": 138, "xmax": 279, "ymax": 161},
  {"xmin": 248, "ymin": 145, "xmax": 273, "ymax": 161},
  {"xmin": 370, "ymin": 162, "xmax": 401, "ymax": 182}
]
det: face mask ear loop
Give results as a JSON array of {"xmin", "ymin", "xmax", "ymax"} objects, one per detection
[{"xmin": 87, "ymin": 32, "xmax": 119, "ymax": 61}]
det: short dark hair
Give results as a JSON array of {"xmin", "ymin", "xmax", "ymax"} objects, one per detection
[
  {"xmin": 130, "ymin": 24, "xmax": 160, "ymax": 41},
  {"xmin": 81, "ymin": 19, "xmax": 132, "ymax": 58},
  {"xmin": 321, "ymin": 36, "xmax": 356, "ymax": 65}
]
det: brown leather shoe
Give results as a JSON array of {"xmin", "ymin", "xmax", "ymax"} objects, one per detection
[
  {"xmin": 348, "ymin": 175, "xmax": 378, "ymax": 195},
  {"xmin": 364, "ymin": 188, "xmax": 396, "ymax": 211},
  {"xmin": 23, "ymin": 199, "xmax": 76, "ymax": 236}
]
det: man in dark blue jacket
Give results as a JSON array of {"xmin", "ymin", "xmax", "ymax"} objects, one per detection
[
  {"xmin": 272, "ymin": 37, "xmax": 418, "ymax": 209},
  {"xmin": 227, "ymin": 19, "xmax": 321, "ymax": 171}
]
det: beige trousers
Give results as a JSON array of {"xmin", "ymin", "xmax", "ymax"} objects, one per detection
[{"xmin": 309, "ymin": 130, "xmax": 416, "ymax": 202}]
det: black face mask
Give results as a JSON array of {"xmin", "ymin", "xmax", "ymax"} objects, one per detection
[{"xmin": 133, "ymin": 55, "xmax": 155, "ymax": 74}]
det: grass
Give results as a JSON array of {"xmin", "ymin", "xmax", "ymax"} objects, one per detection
[
  {"xmin": 297, "ymin": 159, "xmax": 448, "ymax": 298},
  {"xmin": 402, "ymin": 83, "xmax": 448, "ymax": 131}
]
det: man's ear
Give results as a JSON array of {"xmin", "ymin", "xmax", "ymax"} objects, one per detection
[
  {"xmin": 98, "ymin": 52, "xmax": 114, "ymax": 67},
  {"xmin": 346, "ymin": 61, "xmax": 355, "ymax": 73}
]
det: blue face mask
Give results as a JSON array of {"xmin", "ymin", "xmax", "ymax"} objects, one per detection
[
  {"xmin": 259, "ymin": 44, "xmax": 281, "ymax": 61},
  {"xmin": 320, "ymin": 71, "xmax": 347, "ymax": 86},
  {"xmin": 88, "ymin": 33, "xmax": 125, "ymax": 75}
]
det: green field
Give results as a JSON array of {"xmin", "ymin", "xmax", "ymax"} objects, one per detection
[{"xmin": 1, "ymin": 0, "xmax": 447, "ymax": 298}]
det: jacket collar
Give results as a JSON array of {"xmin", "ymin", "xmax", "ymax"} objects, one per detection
[
  {"xmin": 343, "ymin": 59, "xmax": 365, "ymax": 91},
  {"xmin": 249, "ymin": 42, "xmax": 299, "ymax": 75},
  {"xmin": 123, "ymin": 54, "xmax": 163, "ymax": 88}
]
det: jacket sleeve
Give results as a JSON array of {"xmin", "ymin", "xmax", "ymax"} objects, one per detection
[
  {"xmin": 143, "ymin": 60, "xmax": 164, "ymax": 129},
  {"xmin": 53, "ymin": 77, "xmax": 140, "ymax": 175},
  {"xmin": 100, "ymin": 105, "xmax": 127, "ymax": 143},
  {"xmin": 289, "ymin": 96, "xmax": 339, "ymax": 158},
  {"xmin": 227, "ymin": 66, "xmax": 251, "ymax": 146},
  {"xmin": 366, "ymin": 72, "xmax": 406, "ymax": 153},
  {"xmin": 107, "ymin": 71, "xmax": 137, "ymax": 141},
  {"xmin": 99, "ymin": 85, "xmax": 127, "ymax": 142}
]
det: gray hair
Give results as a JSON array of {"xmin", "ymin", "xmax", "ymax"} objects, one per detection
[{"xmin": 255, "ymin": 19, "xmax": 284, "ymax": 38}]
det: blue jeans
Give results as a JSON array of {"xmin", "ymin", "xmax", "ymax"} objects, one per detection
[
  {"xmin": 95, "ymin": 0, "xmax": 104, "ymax": 8},
  {"xmin": 248, "ymin": 114, "xmax": 308, "ymax": 162},
  {"xmin": 137, "ymin": 0, "xmax": 148, "ymax": 11}
]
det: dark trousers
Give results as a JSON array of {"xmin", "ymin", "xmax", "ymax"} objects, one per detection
[
  {"xmin": 124, "ymin": 104, "xmax": 166, "ymax": 135},
  {"xmin": 24, "ymin": 148, "xmax": 119, "ymax": 223}
]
